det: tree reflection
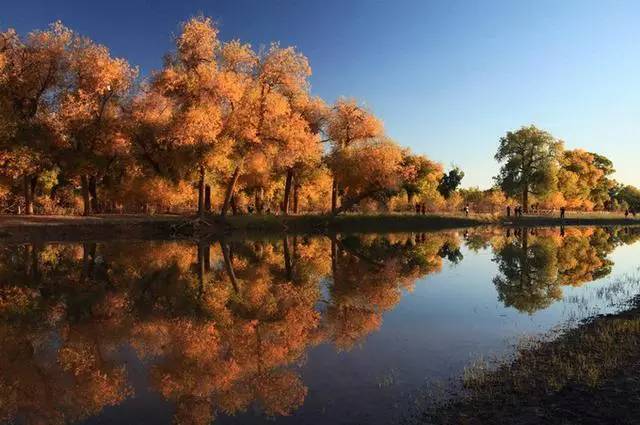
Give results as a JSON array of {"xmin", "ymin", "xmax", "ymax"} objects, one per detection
[
  {"xmin": 323, "ymin": 232, "xmax": 458, "ymax": 349},
  {"xmin": 492, "ymin": 230, "xmax": 562, "ymax": 313},
  {"xmin": 0, "ymin": 228, "xmax": 638, "ymax": 423},
  {"xmin": 490, "ymin": 227, "xmax": 640, "ymax": 314}
]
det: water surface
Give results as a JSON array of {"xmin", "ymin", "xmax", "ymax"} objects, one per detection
[{"xmin": 1, "ymin": 226, "xmax": 640, "ymax": 424}]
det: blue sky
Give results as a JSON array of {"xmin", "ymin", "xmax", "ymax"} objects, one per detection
[{"xmin": 3, "ymin": 0, "xmax": 639, "ymax": 187}]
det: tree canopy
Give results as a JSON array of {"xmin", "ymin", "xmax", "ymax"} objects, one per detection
[
  {"xmin": 1, "ymin": 21, "xmax": 639, "ymax": 217},
  {"xmin": 494, "ymin": 125, "xmax": 563, "ymax": 212}
]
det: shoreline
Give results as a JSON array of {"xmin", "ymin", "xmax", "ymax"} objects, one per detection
[
  {"xmin": 1, "ymin": 213, "xmax": 639, "ymax": 243},
  {"xmin": 420, "ymin": 294, "xmax": 640, "ymax": 424}
]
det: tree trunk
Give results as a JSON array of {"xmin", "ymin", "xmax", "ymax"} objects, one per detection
[
  {"xmin": 292, "ymin": 235, "xmax": 298, "ymax": 262},
  {"xmin": 196, "ymin": 244, "xmax": 203, "ymax": 297},
  {"xmin": 89, "ymin": 175, "xmax": 99, "ymax": 213},
  {"xmin": 81, "ymin": 243, "xmax": 96, "ymax": 283},
  {"xmin": 23, "ymin": 175, "xmax": 34, "ymax": 215},
  {"xmin": 522, "ymin": 186, "xmax": 529, "ymax": 214},
  {"xmin": 204, "ymin": 185, "xmax": 212, "ymax": 212},
  {"xmin": 331, "ymin": 235, "xmax": 338, "ymax": 284},
  {"xmin": 197, "ymin": 166, "xmax": 206, "ymax": 217},
  {"xmin": 283, "ymin": 236, "xmax": 292, "ymax": 281},
  {"xmin": 293, "ymin": 184, "xmax": 300, "ymax": 214},
  {"xmin": 81, "ymin": 175, "xmax": 92, "ymax": 216},
  {"xmin": 255, "ymin": 187, "xmax": 264, "ymax": 214},
  {"xmin": 30, "ymin": 176, "xmax": 38, "ymax": 213},
  {"xmin": 221, "ymin": 162, "xmax": 243, "ymax": 217},
  {"xmin": 282, "ymin": 169, "xmax": 293, "ymax": 215},
  {"xmin": 331, "ymin": 177, "xmax": 339, "ymax": 214},
  {"xmin": 196, "ymin": 241, "xmax": 208, "ymax": 296},
  {"xmin": 407, "ymin": 192, "xmax": 414, "ymax": 204},
  {"xmin": 220, "ymin": 241, "xmax": 239, "ymax": 292},
  {"xmin": 204, "ymin": 243, "xmax": 211, "ymax": 272},
  {"xmin": 230, "ymin": 195, "xmax": 238, "ymax": 215},
  {"xmin": 520, "ymin": 228, "xmax": 529, "ymax": 288}
]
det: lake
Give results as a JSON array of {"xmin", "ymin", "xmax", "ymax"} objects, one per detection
[{"xmin": 1, "ymin": 226, "xmax": 640, "ymax": 424}]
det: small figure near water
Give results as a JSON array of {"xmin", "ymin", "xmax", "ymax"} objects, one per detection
[
  {"xmin": 464, "ymin": 204, "xmax": 470, "ymax": 217},
  {"xmin": 514, "ymin": 205, "xmax": 522, "ymax": 217},
  {"xmin": 560, "ymin": 206, "xmax": 566, "ymax": 219}
]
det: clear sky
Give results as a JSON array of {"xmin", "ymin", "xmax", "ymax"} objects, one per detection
[{"xmin": 3, "ymin": 0, "xmax": 639, "ymax": 188}]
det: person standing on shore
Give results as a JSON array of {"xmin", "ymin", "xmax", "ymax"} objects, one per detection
[{"xmin": 560, "ymin": 206, "xmax": 565, "ymax": 219}]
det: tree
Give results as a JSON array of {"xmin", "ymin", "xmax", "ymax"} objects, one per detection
[
  {"xmin": 557, "ymin": 149, "xmax": 605, "ymax": 210},
  {"xmin": 437, "ymin": 166, "xmax": 465, "ymax": 199},
  {"xmin": 494, "ymin": 125, "xmax": 562, "ymax": 212},
  {"xmin": 221, "ymin": 43, "xmax": 314, "ymax": 216},
  {"xmin": 589, "ymin": 152, "xmax": 616, "ymax": 210},
  {"xmin": 291, "ymin": 164, "xmax": 333, "ymax": 213},
  {"xmin": 278, "ymin": 96, "xmax": 327, "ymax": 215},
  {"xmin": 0, "ymin": 23, "xmax": 73, "ymax": 214},
  {"xmin": 400, "ymin": 152, "xmax": 444, "ymax": 204},
  {"xmin": 328, "ymin": 137, "xmax": 404, "ymax": 215},
  {"xmin": 152, "ymin": 16, "xmax": 235, "ymax": 217},
  {"xmin": 326, "ymin": 99, "xmax": 383, "ymax": 213},
  {"xmin": 615, "ymin": 185, "xmax": 640, "ymax": 211},
  {"xmin": 59, "ymin": 34, "xmax": 137, "ymax": 215},
  {"xmin": 492, "ymin": 231, "xmax": 562, "ymax": 314}
]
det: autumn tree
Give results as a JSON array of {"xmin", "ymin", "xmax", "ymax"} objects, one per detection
[
  {"xmin": 328, "ymin": 137, "xmax": 404, "ymax": 215},
  {"xmin": 495, "ymin": 126, "xmax": 562, "ymax": 212},
  {"xmin": 279, "ymin": 96, "xmax": 327, "ymax": 215},
  {"xmin": 150, "ymin": 16, "xmax": 241, "ymax": 217},
  {"xmin": 589, "ymin": 152, "xmax": 616, "ymax": 209},
  {"xmin": 459, "ymin": 187, "xmax": 508, "ymax": 213},
  {"xmin": 0, "ymin": 23, "xmax": 72, "ymax": 214},
  {"xmin": 59, "ymin": 34, "xmax": 137, "ymax": 215},
  {"xmin": 221, "ymin": 43, "xmax": 317, "ymax": 216},
  {"xmin": 556, "ymin": 149, "xmax": 606, "ymax": 210},
  {"xmin": 292, "ymin": 164, "xmax": 333, "ymax": 213},
  {"xmin": 400, "ymin": 152, "xmax": 444, "ymax": 204},
  {"xmin": 326, "ymin": 99, "xmax": 383, "ymax": 213}
]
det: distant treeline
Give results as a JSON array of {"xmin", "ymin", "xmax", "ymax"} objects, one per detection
[{"xmin": 1, "ymin": 18, "xmax": 638, "ymax": 216}]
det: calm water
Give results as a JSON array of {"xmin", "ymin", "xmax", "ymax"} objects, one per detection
[{"xmin": 2, "ymin": 227, "xmax": 640, "ymax": 425}]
